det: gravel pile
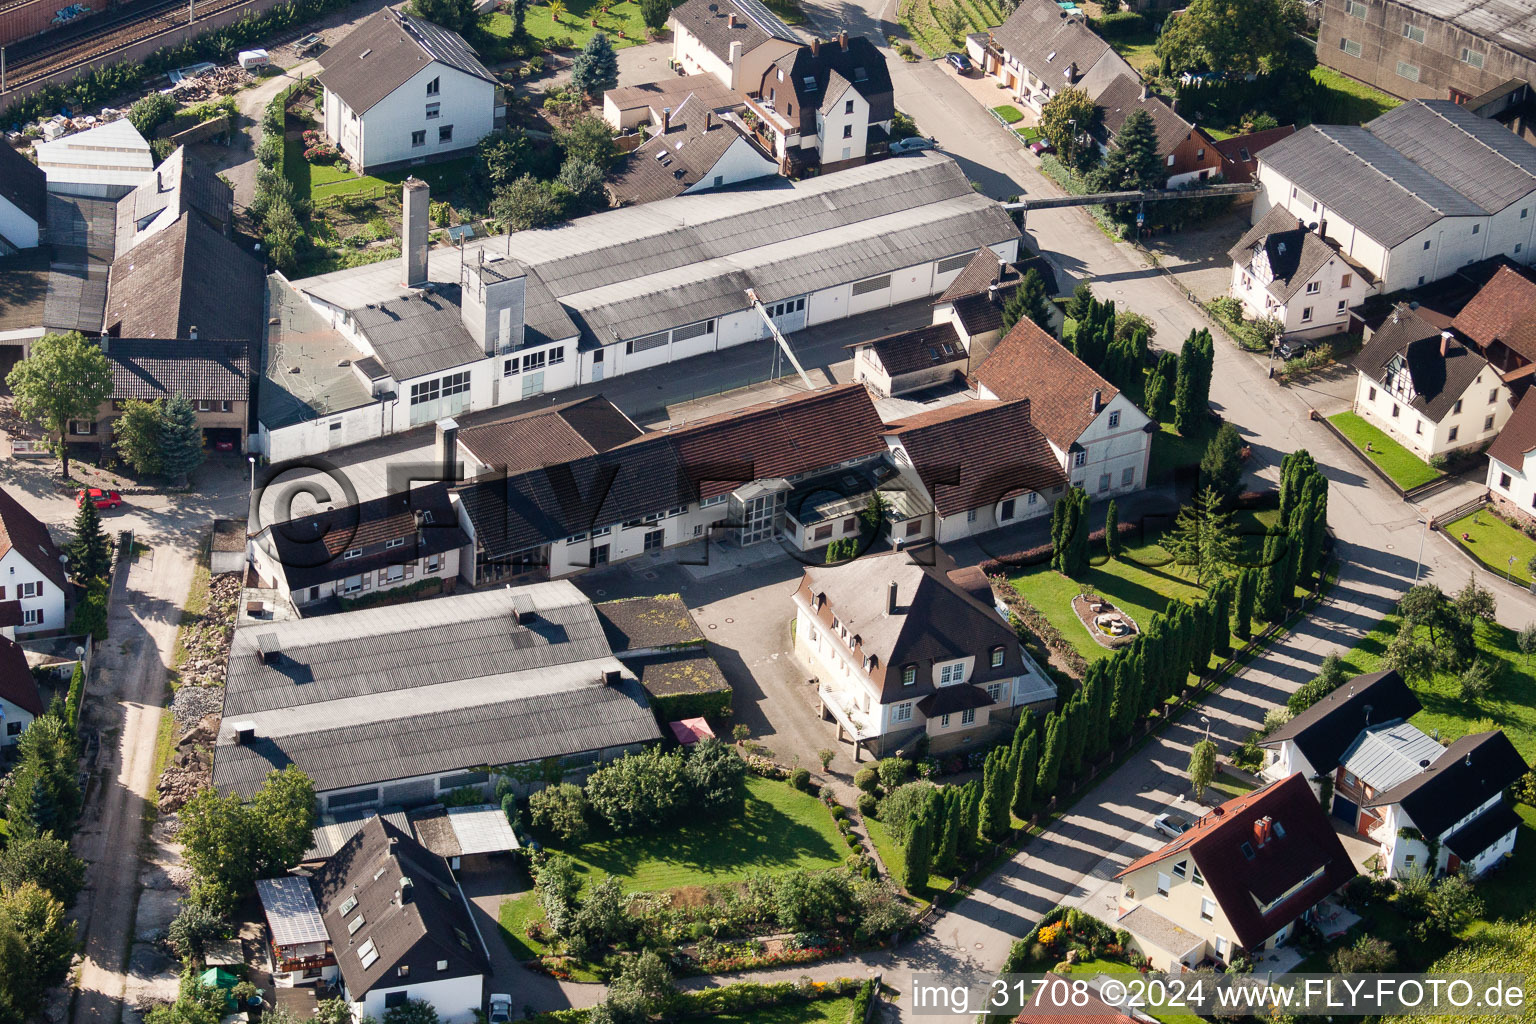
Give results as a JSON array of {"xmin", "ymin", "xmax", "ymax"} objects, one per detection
[{"xmin": 171, "ymin": 685, "xmax": 223, "ymax": 726}]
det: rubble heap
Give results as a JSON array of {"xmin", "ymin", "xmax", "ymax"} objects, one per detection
[{"xmin": 156, "ymin": 714, "xmax": 218, "ymax": 813}]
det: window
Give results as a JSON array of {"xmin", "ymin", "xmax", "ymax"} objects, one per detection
[
  {"xmin": 1098, "ymin": 473, "xmax": 1111, "ymax": 492},
  {"xmin": 941, "ymin": 713, "xmax": 951, "ymax": 728},
  {"xmin": 893, "ymin": 702, "xmax": 913, "ymax": 723},
  {"xmin": 384, "ymin": 564, "xmax": 404, "ymax": 582},
  {"xmin": 1345, "ymin": 0, "xmax": 1366, "ymax": 17},
  {"xmin": 503, "ymin": 357, "xmax": 519, "ymax": 376},
  {"xmin": 1108, "ymin": 410, "xmax": 1120, "ymax": 428},
  {"xmin": 814, "ymin": 524, "xmax": 833, "ymax": 541},
  {"xmin": 1501, "ymin": 473, "xmax": 1513, "ymax": 489},
  {"xmin": 644, "ymin": 529, "xmax": 665, "ymax": 551},
  {"xmin": 341, "ymin": 575, "xmax": 363, "ymax": 594},
  {"xmin": 426, "ymin": 102, "xmax": 440, "ymax": 119},
  {"xmin": 713, "ymin": 175, "xmax": 723, "ymax": 187},
  {"xmin": 1341, "ymin": 273, "xmax": 1353, "ymax": 289},
  {"xmin": 426, "ymin": 76, "xmax": 439, "ymax": 95},
  {"xmin": 986, "ymin": 682, "xmax": 1004, "ymax": 702},
  {"xmin": 1306, "ymin": 280, "xmax": 1321, "ymax": 295},
  {"xmin": 1392, "ymin": 404, "xmax": 1400, "ymax": 418},
  {"xmin": 1518, "ymin": 244, "xmax": 1524, "ymax": 254},
  {"xmin": 1402, "ymin": 22, "xmax": 1424, "ymax": 41},
  {"xmin": 545, "ymin": 345, "xmax": 564, "ymax": 365},
  {"xmin": 845, "ymin": 99, "xmax": 855, "ymax": 114},
  {"xmin": 626, "ymin": 331, "xmax": 668, "ymax": 355},
  {"xmin": 69, "ymin": 420, "xmax": 96, "ymax": 435},
  {"xmin": 1301, "ymin": 306, "xmax": 1314, "ymax": 323},
  {"xmin": 384, "ymin": 537, "xmax": 405, "ymax": 550},
  {"xmin": 19, "ymin": 582, "xmax": 39, "ymax": 599},
  {"xmin": 1191, "ymin": 865, "xmax": 1204, "ymax": 886},
  {"xmin": 1240, "ymin": 841, "xmax": 1256, "ymax": 860},
  {"xmin": 991, "ymin": 647, "xmax": 1005, "ymax": 668},
  {"xmin": 197, "ymin": 400, "xmax": 211, "ymax": 412},
  {"xmin": 1424, "ymin": 239, "xmax": 1432, "ymax": 250},
  {"xmin": 961, "ymin": 708, "xmax": 976, "ymax": 725},
  {"xmin": 329, "ymin": 787, "xmax": 380, "ymax": 809},
  {"xmin": 348, "ymin": 914, "xmax": 366, "ymax": 936},
  {"xmin": 1492, "ymin": 388, "xmax": 1501, "ymax": 403},
  {"xmin": 936, "ymin": 251, "xmax": 974, "ymax": 275},
  {"xmin": 1369, "ymin": 387, "xmax": 1377, "ymax": 401},
  {"xmin": 343, "ymin": 548, "xmax": 362, "ymax": 560},
  {"xmin": 1028, "ymin": 492, "xmax": 1039, "ymax": 505},
  {"xmin": 1173, "ymin": 860, "xmax": 1187, "ymax": 878},
  {"xmin": 22, "ymin": 609, "xmax": 40, "ymax": 626},
  {"xmin": 409, "ymin": 370, "xmax": 470, "ymax": 408},
  {"xmin": 902, "ymin": 665, "xmax": 916, "ymax": 686},
  {"xmin": 1000, "ymin": 498, "xmax": 1016, "ymax": 520},
  {"xmin": 221, "ymin": 401, "xmax": 232, "ymax": 413},
  {"xmin": 1415, "ymin": 421, "xmax": 1422, "ymax": 435},
  {"xmin": 425, "ymin": 554, "xmax": 441, "ymax": 573},
  {"xmin": 1473, "ymin": 223, "xmax": 1481, "ymax": 234},
  {"xmin": 1449, "ymin": 426, "xmax": 1460, "ymax": 441},
  {"xmin": 966, "ymin": 509, "xmax": 977, "ymax": 523},
  {"xmin": 1461, "ymin": 47, "xmax": 1485, "ymax": 68},
  {"xmin": 1200, "ymin": 898, "xmax": 1216, "ymax": 921},
  {"xmin": 1485, "ymin": 414, "xmax": 1496, "ymax": 431},
  {"xmin": 439, "ymin": 124, "xmax": 454, "ymax": 143},
  {"xmin": 939, "ymin": 663, "xmax": 958, "ymax": 685},
  {"xmin": 842, "ymin": 124, "xmax": 853, "ymax": 139},
  {"xmin": 1073, "ymin": 451, "xmax": 1087, "ymax": 468},
  {"xmin": 842, "ymin": 515, "xmax": 858, "ymax": 534},
  {"xmin": 384, "ymin": 991, "xmax": 406, "ymax": 1008},
  {"xmin": 411, "ymin": 129, "xmax": 426, "ymax": 147},
  {"xmin": 852, "ymin": 275, "xmax": 891, "ymax": 296},
  {"xmin": 905, "ymin": 520, "xmax": 922, "ymax": 537}
]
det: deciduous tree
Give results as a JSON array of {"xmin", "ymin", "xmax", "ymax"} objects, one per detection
[
  {"xmin": 113, "ymin": 398, "xmax": 165, "ymax": 476},
  {"xmin": 1039, "ymin": 87, "xmax": 1099, "ymax": 172},
  {"xmin": 6, "ymin": 331, "xmax": 113, "ymax": 479},
  {"xmin": 1187, "ymin": 738, "xmax": 1216, "ymax": 800}
]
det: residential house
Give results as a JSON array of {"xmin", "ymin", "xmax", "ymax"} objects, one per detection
[
  {"xmin": 1228, "ymin": 206, "xmax": 1375, "ymax": 339},
  {"xmin": 1358, "ymin": 730, "xmax": 1526, "ymax": 878},
  {"xmin": 669, "ymin": 0, "xmax": 800, "ymax": 92},
  {"xmin": 743, "ymin": 33, "xmax": 895, "ymax": 173},
  {"xmin": 1318, "ymin": 0, "xmax": 1536, "ymax": 103},
  {"xmin": 0, "ymin": 636, "xmax": 43, "ymax": 745},
  {"xmin": 601, "ymin": 74, "xmax": 740, "ymax": 132},
  {"xmin": 1485, "ymin": 388, "xmax": 1536, "ymax": 518},
  {"xmin": 1349, "ymin": 303, "xmax": 1512, "ymax": 461},
  {"xmin": 1252, "ymin": 100, "xmax": 1536, "ymax": 293},
  {"xmin": 311, "ymin": 816, "xmax": 487, "ymax": 1022},
  {"xmin": 0, "ymin": 144, "xmax": 46, "ymax": 251},
  {"xmin": 606, "ymin": 95, "xmax": 777, "ymax": 205},
  {"xmin": 976, "ymin": 0, "xmax": 1122, "ymax": 114},
  {"xmin": 87, "ymin": 338, "xmax": 252, "ymax": 452},
  {"xmin": 0, "ymin": 487, "xmax": 67, "ymax": 634},
  {"xmin": 974, "ymin": 318, "xmax": 1153, "ymax": 498},
  {"xmin": 32, "ymin": 119, "xmax": 152, "ymax": 198},
  {"xmin": 1449, "ymin": 263, "xmax": 1536, "ymax": 374},
  {"xmin": 1088, "ymin": 73, "xmax": 1204, "ymax": 187},
  {"xmin": 931, "ymin": 248, "xmax": 1034, "ymax": 359},
  {"xmin": 115, "ymin": 146, "xmax": 233, "ymax": 255},
  {"xmin": 1209, "ymin": 124, "xmax": 1297, "ymax": 185},
  {"xmin": 249, "ymin": 481, "xmax": 470, "ymax": 612},
  {"xmin": 255, "ymin": 876, "xmax": 335, "ymax": 984},
  {"xmin": 881, "ymin": 400, "xmax": 1068, "ymax": 543},
  {"xmin": 1113, "ymin": 774, "xmax": 1356, "ymax": 969},
  {"xmin": 1259, "ymin": 669, "xmax": 1420, "ymax": 791},
  {"xmin": 268, "ymin": 156, "xmax": 1019, "ymax": 460},
  {"xmin": 317, "ymin": 9, "xmax": 497, "ymax": 172},
  {"xmin": 212, "ymin": 584, "xmax": 663, "ymax": 809},
  {"xmin": 793, "ymin": 549, "xmax": 1057, "ymax": 757}
]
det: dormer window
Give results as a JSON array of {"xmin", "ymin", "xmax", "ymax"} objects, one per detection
[
  {"xmin": 901, "ymin": 665, "xmax": 916, "ymax": 686},
  {"xmin": 990, "ymin": 647, "xmax": 1005, "ymax": 668}
]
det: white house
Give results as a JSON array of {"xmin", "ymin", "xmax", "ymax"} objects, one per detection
[
  {"xmin": 606, "ymin": 93, "xmax": 777, "ymax": 205},
  {"xmin": 0, "ymin": 144, "xmax": 46, "ymax": 251},
  {"xmin": 793, "ymin": 549, "xmax": 1057, "ymax": 757},
  {"xmin": 0, "ymin": 487, "xmax": 67, "ymax": 634},
  {"xmin": 311, "ymin": 816, "xmax": 486, "ymax": 1023},
  {"xmin": 32, "ymin": 118, "xmax": 152, "ymax": 198},
  {"xmin": 1350, "ymin": 304, "xmax": 1513, "ymax": 462},
  {"xmin": 743, "ymin": 33, "xmax": 894, "ymax": 172},
  {"xmin": 974, "ymin": 318, "xmax": 1153, "ymax": 498},
  {"xmin": 1486, "ymin": 389, "xmax": 1536, "ymax": 518},
  {"xmin": 1228, "ymin": 206, "xmax": 1375, "ymax": 339},
  {"xmin": 1259, "ymin": 669, "xmax": 1421, "ymax": 794},
  {"xmin": 669, "ymin": 0, "xmax": 799, "ymax": 92},
  {"xmin": 0, "ymin": 636, "xmax": 43, "ymax": 745},
  {"xmin": 1252, "ymin": 100, "xmax": 1536, "ymax": 294},
  {"xmin": 317, "ymin": 8, "xmax": 497, "ymax": 173}
]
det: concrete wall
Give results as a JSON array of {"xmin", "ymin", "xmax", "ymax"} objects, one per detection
[{"xmin": 354, "ymin": 973, "xmax": 483, "ymax": 1024}]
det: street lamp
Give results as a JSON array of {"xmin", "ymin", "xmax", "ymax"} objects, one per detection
[
  {"xmin": 1199, "ymin": 715, "xmax": 1211, "ymax": 741},
  {"xmin": 1067, "ymin": 117, "xmax": 1076, "ymax": 168},
  {"xmin": 1413, "ymin": 506, "xmax": 1430, "ymax": 583}
]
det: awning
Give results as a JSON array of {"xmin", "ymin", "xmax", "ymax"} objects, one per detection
[
  {"xmin": 916, "ymin": 684, "xmax": 996, "ymax": 718},
  {"xmin": 669, "ymin": 717, "xmax": 715, "ymax": 745}
]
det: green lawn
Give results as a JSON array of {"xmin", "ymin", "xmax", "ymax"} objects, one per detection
[
  {"xmin": 1063, "ymin": 959, "xmax": 1204, "ymax": 1024},
  {"xmin": 283, "ymin": 138, "xmax": 476, "ymax": 203},
  {"xmin": 865, "ymin": 815, "xmax": 955, "ymax": 901},
  {"xmin": 1310, "ymin": 66, "xmax": 1401, "ymax": 125},
  {"xmin": 1148, "ymin": 419, "xmax": 1217, "ymax": 484},
  {"xmin": 484, "ymin": 0, "xmax": 648, "ymax": 50},
  {"xmin": 496, "ymin": 882, "xmax": 552, "ymax": 961},
  {"xmin": 1326, "ymin": 411, "xmax": 1442, "ymax": 491},
  {"xmin": 1337, "ymin": 615, "xmax": 1536, "ymax": 762},
  {"xmin": 992, "ymin": 104, "xmax": 1025, "ymax": 124},
  {"xmin": 1443, "ymin": 509, "xmax": 1536, "ymax": 585},
  {"xmin": 700, "ymin": 996, "xmax": 856, "ymax": 1023},
  {"xmin": 1105, "ymin": 31, "xmax": 1159, "ymax": 76}
]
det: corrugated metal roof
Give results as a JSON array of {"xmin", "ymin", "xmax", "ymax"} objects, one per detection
[
  {"xmin": 448, "ymin": 804, "xmax": 519, "ymax": 855},
  {"xmin": 256, "ymin": 876, "xmax": 329, "ymax": 947},
  {"xmin": 1339, "ymin": 720, "xmax": 1445, "ymax": 792}
]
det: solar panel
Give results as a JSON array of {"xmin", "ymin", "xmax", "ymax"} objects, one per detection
[{"xmin": 255, "ymin": 877, "xmax": 329, "ymax": 947}]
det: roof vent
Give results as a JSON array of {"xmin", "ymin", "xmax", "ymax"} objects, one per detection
[
  {"xmin": 1419, "ymin": 758, "xmax": 1432, "ymax": 770},
  {"xmin": 256, "ymin": 632, "xmax": 282, "ymax": 664},
  {"xmin": 602, "ymin": 668, "xmax": 622, "ymax": 686},
  {"xmin": 232, "ymin": 721, "xmax": 257, "ymax": 744}
]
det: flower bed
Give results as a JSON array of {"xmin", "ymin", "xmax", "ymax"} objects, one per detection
[{"xmin": 1071, "ymin": 593, "xmax": 1140, "ymax": 649}]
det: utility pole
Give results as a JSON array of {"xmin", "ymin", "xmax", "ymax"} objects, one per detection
[
  {"xmin": 2, "ymin": 48, "xmax": 7, "ymax": 94},
  {"xmin": 190, "ymin": 0, "xmax": 195, "ymax": 26}
]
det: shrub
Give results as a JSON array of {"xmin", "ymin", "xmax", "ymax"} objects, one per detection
[
  {"xmin": 854, "ymin": 767, "xmax": 878, "ymax": 793},
  {"xmin": 1331, "ymin": 935, "xmax": 1396, "ymax": 973},
  {"xmin": 857, "ymin": 792, "xmax": 878, "ymax": 817},
  {"xmin": 878, "ymin": 782, "xmax": 937, "ymax": 844},
  {"xmin": 1261, "ymin": 707, "xmax": 1292, "ymax": 735},
  {"xmin": 529, "ymin": 783, "xmax": 589, "ymax": 843},
  {"xmin": 789, "ymin": 767, "xmax": 811, "ymax": 791},
  {"xmin": 1091, "ymin": 10, "xmax": 1147, "ymax": 36},
  {"xmin": 875, "ymin": 757, "xmax": 910, "ymax": 792}
]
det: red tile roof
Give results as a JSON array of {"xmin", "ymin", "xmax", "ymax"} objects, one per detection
[
  {"xmin": 1488, "ymin": 388, "xmax": 1536, "ymax": 468},
  {"xmin": 1115, "ymin": 774, "xmax": 1355, "ymax": 950},
  {"xmin": 884, "ymin": 400, "xmax": 1066, "ymax": 517},
  {"xmin": 1211, "ymin": 125, "xmax": 1297, "ymax": 183},
  {"xmin": 972, "ymin": 319, "xmax": 1118, "ymax": 447},
  {"xmin": 1451, "ymin": 264, "xmax": 1536, "ymax": 365},
  {"xmin": 1015, "ymin": 974, "xmax": 1137, "ymax": 1024},
  {"xmin": 0, "ymin": 488, "xmax": 65, "ymax": 592},
  {"xmin": 0, "ymin": 636, "xmax": 42, "ymax": 717}
]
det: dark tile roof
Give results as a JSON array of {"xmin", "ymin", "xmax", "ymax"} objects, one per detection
[
  {"xmin": 1488, "ymin": 388, "xmax": 1536, "ymax": 468},
  {"xmin": 1443, "ymin": 801, "xmax": 1522, "ymax": 863},
  {"xmin": 1368, "ymin": 99, "xmax": 1536, "ymax": 214},
  {"xmin": 0, "ymin": 249, "xmax": 53, "ymax": 332},
  {"xmin": 668, "ymin": 0, "xmax": 797, "ymax": 62},
  {"xmin": 595, "ymin": 595, "xmax": 704, "ymax": 653},
  {"xmin": 1351, "ymin": 305, "xmax": 1492, "ymax": 422},
  {"xmin": 1211, "ymin": 125, "xmax": 1296, "ymax": 184},
  {"xmin": 44, "ymin": 194, "xmax": 115, "ymax": 335},
  {"xmin": 351, "ymin": 284, "xmax": 487, "ymax": 381},
  {"xmin": 1227, "ymin": 206, "xmax": 1342, "ymax": 303},
  {"xmin": 0, "ymin": 144, "xmax": 47, "ymax": 230},
  {"xmin": 972, "ymin": 318, "xmax": 1119, "ymax": 448},
  {"xmin": 608, "ymin": 100, "xmax": 767, "ymax": 206},
  {"xmin": 939, "ymin": 248, "xmax": 1011, "ymax": 302},
  {"xmin": 119, "ymin": 147, "xmax": 233, "ymax": 251},
  {"xmin": 266, "ymin": 482, "xmax": 469, "ymax": 591},
  {"xmin": 104, "ymin": 213, "xmax": 265, "ymax": 342},
  {"xmin": 1365, "ymin": 731, "xmax": 1527, "ymax": 838},
  {"xmin": 458, "ymin": 384, "xmax": 885, "ymax": 557},
  {"xmin": 317, "ymin": 9, "xmax": 495, "ymax": 115},
  {"xmin": 1093, "ymin": 74, "xmax": 1193, "ymax": 159},
  {"xmin": 311, "ymin": 817, "xmax": 486, "ymax": 999},
  {"xmin": 1117, "ymin": 774, "xmax": 1356, "ymax": 950},
  {"xmin": 916, "ymin": 683, "xmax": 995, "ymax": 717},
  {"xmin": 0, "ymin": 637, "xmax": 43, "ymax": 717},
  {"xmin": 0, "ymin": 487, "xmax": 65, "ymax": 592},
  {"xmin": 796, "ymin": 549, "xmax": 1025, "ymax": 703},
  {"xmin": 1260, "ymin": 670, "xmax": 1418, "ymax": 773},
  {"xmin": 992, "ymin": 0, "xmax": 1111, "ymax": 90},
  {"xmin": 1452, "ymin": 264, "xmax": 1536, "ymax": 365},
  {"xmin": 767, "ymin": 37, "xmax": 895, "ymax": 135},
  {"xmin": 884, "ymin": 400, "xmax": 1066, "ymax": 518},
  {"xmin": 458, "ymin": 395, "xmax": 642, "ymax": 474},
  {"xmin": 107, "ymin": 338, "xmax": 250, "ymax": 403},
  {"xmin": 849, "ymin": 321, "xmax": 967, "ymax": 378}
]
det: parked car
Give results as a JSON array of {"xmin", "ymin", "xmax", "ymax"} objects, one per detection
[
  {"xmin": 1029, "ymin": 137, "xmax": 1054, "ymax": 155},
  {"xmin": 76, "ymin": 488, "xmax": 122, "ymax": 510},
  {"xmin": 1153, "ymin": 812, "xmax": 1192, "ymax": 839},
  {"xmin": 488, "ymin": 994, "xmax": 512, "ymax": 1024},
  {"xmin": 213, "ymin": 439, "xmax": 236, "ymax": 452},
  {"xmin": 1276, "ymin": 336, "xmax": 1317, "ymax": 360},
  {"xmin": 945, "ymin": 52, "xmax": 973, "ymax": 73},
  {"xmin": 890, "ymin": 136, "xmax": 940, "ymax": 154}
]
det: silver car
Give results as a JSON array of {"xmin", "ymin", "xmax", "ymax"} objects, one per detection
[
  {"xmin": 890, "ymin": 136, "xmax": 940, "ymax": 154},
  {"xmin": 488, "ymin": 994, "xmax": 512, "ymax": 1024},
  {"xmin": 1153, "ymin": 812, "xmax": 1192, "ymax": 839}
]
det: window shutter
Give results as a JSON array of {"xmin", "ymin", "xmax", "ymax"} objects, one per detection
[
  {"xmin": 405, "ymin": 563, "xmax": 415, "ymax": 579},
  {"xmin": 34, "ymin": 608, "xmax": 41, "ymax": 625},
  {"xmin": 362, "ymin": 575, "xmax": 372, "ymax": 590},
  {"xmin": 0, "ymin": 586, "xmax": 7, "ymax": 599}
]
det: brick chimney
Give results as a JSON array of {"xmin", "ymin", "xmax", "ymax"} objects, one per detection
[
  {"xmin": 703, "ymin": 110, "xmax": 713, "ymax": 131},
  {"xmin": 1252, "ymin": 816, "xmax": 1274, "ymax": 848},
  {"xmin": 662, "ymin": 106, "xmax": 672, "ymax": 132},
  {"xmin": 811, "ymin": 37, "xmax": 820, "ymax": 56},
  {"xmin": 838, "ymin": 30, "xmax": 848, "ymax": 50},
  {"xmin": 886, "ymin": 580, "xmax": 898, "ymax": 615},
  {"xmin": 727, "ymin": 11, "xmax": 737, "ymax": 26},
  {"xmin": 1441, "ymin": 330, "xmax": 1453, "ymax": 357},
  {"xmin": 1092, "ymin": 389, "xmax": 1103, "ymax": 414},
  {"xmin": 401, "ymin": 177, "xmax": 430, "ymax": 288}
]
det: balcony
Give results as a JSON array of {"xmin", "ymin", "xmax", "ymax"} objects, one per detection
[{"xmin": 818, "ymin": 682, "xmax": 878, "ymax": 739}]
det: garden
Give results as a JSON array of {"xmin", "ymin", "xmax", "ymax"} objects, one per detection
[
  {"xmin": 1441, "ymin": 506, "xmax": 1536, "ymax": 588},
  {"xmin": 897, "ymin": 0, "xmax": 1008, "ymax": 60},
  {"xmin": 484, "ymin": 0, "xmax": 648, "ymax": 52},
  {"xmin": 1326, "ymin": 411, "xmax": 1443, "ymax": 491}
]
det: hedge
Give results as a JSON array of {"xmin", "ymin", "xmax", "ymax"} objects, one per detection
[
  {"xmin": 65, "ymin": 662, "xmax": 85, "ymax": 730},
  {"xmin": 847, "ymin": 978, "xmax": 878, "ymax": 1022},
  {"xmin": 1089, "ymin": 11, "xmax": 1148, "ymax": 37},
  {"xmin": 337, "ymin": 577, "xmax": 444, "ymax": 612},
  {"xmin": 652, "ymin": 689, "xmax": 733, "ymax": 722}
]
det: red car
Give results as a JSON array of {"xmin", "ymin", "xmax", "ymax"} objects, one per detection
[
  {"xmin": 76, "ymin": 488, "xmax": 122, "ymax": 510},
  {"xmin": 213, "ymin": 440, "xmax": 236, "ymax": 452}
]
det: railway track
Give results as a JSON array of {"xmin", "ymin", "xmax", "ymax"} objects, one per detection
[{"xmin": 2, "ymin": 0, "xmax": 259, "ymax": 93}]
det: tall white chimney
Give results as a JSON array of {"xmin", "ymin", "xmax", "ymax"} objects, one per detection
[{"xmin": 401, "ymin": 177, "xmax": 430, "ymax": 288}]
